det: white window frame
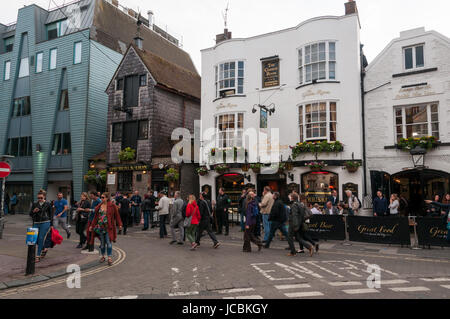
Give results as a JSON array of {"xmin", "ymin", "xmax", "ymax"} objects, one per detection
[
  {"xmin": 49, "ymin": 48, "xmax": 57, "ymax": 70},
  {"xmin": 394, "ymin": 103, "xmax": 439, "ymax": 142},
  {"xmin": 403, "ymin": 44, "xmax": 425, "ymax": 71},
  {"xmin": 36, "ymin": 52, "xmax": 43, "ymax": 73},
  {"xmin": 4, "ymin": 60, "xmax": 11, "ymax": 80},
  {"xmin": 214, "ymin": 112, "xmax": 244, "ymax": 148},
  {"xmin": 298, "ymin": 101, "xmax": 338, "ymax": 142},
  {"xmin": 215, "ymin": 60, "xmax": 245, "ymax": 98},
  {"xmin": 73, "ymin": 41, "xmax": 82, "ymax": 64},
  {"xmin": 18, "ymin": 57, "xmax": 29, "ymax": 78},
  {"xmin": 299, "ymin": 41, "xmax": 337, "ymax": 85}
]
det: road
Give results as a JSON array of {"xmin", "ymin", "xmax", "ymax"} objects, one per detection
[{"xmin": 1, "ymin": 224, "xmax": 450, "ymax": 299}]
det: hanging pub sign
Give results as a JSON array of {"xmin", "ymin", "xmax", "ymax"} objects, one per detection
[
  {"xmin": 347, "ymin": 216, "xmax": 411, "ymax": 246},
  {"xmin": 307, "ymin": 215, "xmax": 346, "ymax": 240},
  {"xmin": 416, "ymin": 217, "xmax": 450, "ymax": 247},
  {"xmin": 109, "ymin": 164, "xmax": 150, "ymax": 172},
  {"xmin": 260, "ymin": 108, "xmax": 268, "ymax": 129},
  {"xmin": 262, "ymin": 58, "xmax": 280, "ymax": 88}
]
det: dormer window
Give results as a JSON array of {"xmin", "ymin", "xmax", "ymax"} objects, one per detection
[
  {"xmin": 4, "ymin": 36, "xmax": 14, "ymax": 53},
  {"xmin": 404, "ymin": 44, "xmax": 424, "ymax": 70},
  {"xmin": 46, "ymin": 19, "xmax": 68, "ymax": 40}
]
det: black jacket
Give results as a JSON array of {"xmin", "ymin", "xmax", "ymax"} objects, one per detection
[
  {"xmin": 77, "ymin": 200, "xmax": 91, "ymax": 221},
  {"xmin": 327, "ymin": 195, "xmax": 339, "ymax": 206},
  {"xmin": 198, "ymin": 199, "xmax": 212, "ymax": 224},
  {"xmin": 269, "ymin": 199, "xmax": 286, "ymax": 223},
  {"xmin": 142, "ymin": 196, "xmax": 156, "ymax": 211},
  {"xmin": 30, "ymin": 201, "xmax": 53, "ymax": 223},
  {"xmin": 216, "ymin": 194, "xmax": 230, "ymax": 211},
  {"xmin": 238, "ymin": 193, "xmax": 247, "ymax": 213}
]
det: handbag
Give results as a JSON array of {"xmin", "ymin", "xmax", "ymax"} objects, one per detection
[
  {"xmin": 183, "ymin": 216, "xmax": 192, "ymax": 228},
  {"xmin": 51, "ymin": 228, "xmax": 63, "ymax": 245}
]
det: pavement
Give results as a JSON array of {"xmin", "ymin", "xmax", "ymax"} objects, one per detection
[
  {"xmin": 0, "ymin": 214, "xmax": 104, "ymax": 289},
  {"xmin": 1, "ymin": 213, "xmax": 450, "ymax": 299}
]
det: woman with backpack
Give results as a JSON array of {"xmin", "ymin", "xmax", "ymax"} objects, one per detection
[
  {"xmin": 243, "ymin": 191, "xmax": 263, "ymax": 253},
  {"xmin": 185, "ymin": 195, "xmax": 201, "ymax": 251}
]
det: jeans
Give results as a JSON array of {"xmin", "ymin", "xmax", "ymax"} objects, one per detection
[
  {"xmin": 186, "ymin": 224, "xmax": 198, "ymax": 244},
  {"xmin": 132, "ymin": 206, "xmax": 141, "ymax": 224},
  {"xmin": 196, "ymin": 221, "xmax": 218, "ymax": 245},
  {"xmin": 171, "ymin": 219, "xmax": 185, "ymax": 242},
  {"xmin": 53, "ymin": 216, "xmax": 70, "ymax": 235},
  {"xmin": 243, "ymin": 224, "xmax": 262, "ymax": 252},
  {"xmin": 120, "ymin": 213, "xmax": 129, "ymax": 234},
  {"xmin": 266, "ymin": 221, "xmax": 296, "ymax": 254},
  {"xmin": 143, "ymin": 210, "xmax": 150, "ymax": 229},
  {"xmin": 254, "ymin": 214, "xmax": 262, "ymax": 237},
  {"xmin": 34, "ymin": 221, "xmax": 51, "ymax": 256},
  {"xmin": 159, "ymin": 214, "xmax": 168, "ymax": 238},
  {"xmin": 99, "ymin": 232, "xmax": 112, "ymax": 257},
  {"xmin": 76, "ymin": 219, "xmax": 88, "ymax": 245},
  {"xmin": 262, "ymin": 214, "xmax": 271, "ymax": 242},
  {"xmin": 217, "ymin": 209, "xmax": 229, "ymax": 234}
]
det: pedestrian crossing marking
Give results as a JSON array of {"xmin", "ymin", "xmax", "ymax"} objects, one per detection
[
  {"xmin": 274, "ymin": 284, "xmax": 311, "ymax": 290},
  {"xmin": 168, "ymin": 291, "xmax": 199, "ymax": 297},
  {"xmin": 420, "ymin": 277, "xmax": 450, "ymax": 282},
  {"xmin": 343, "ymin": 288, "xmax": 379, "ymax": 294},
  {"xmin": 329, "ymin": 281, "xmax": 362, "ymax": 287},
  {"xmin": 390, "ymin": 287, "xmax": 430, "ymax": 292},
  {"xmin": 101, "ymin": 295, "xmax": 138, "ymax": 299},
  {"xmin": 440, "ymin": 285, "xmax": 450, "ymax": 289},
  {"xmin": 380, "ymin": 280, "xmax": 409, "ymax": 285},
  {"xmin": 217, "ymin": 288, "xmax": 255, "ymax": 294},
  {"xmin": 284, "ymin": 291, "xmax": 324, "ymax": 298},
  {"xmin": 223, "ymin": 295, "xmax": 263, "ymax": 299}
]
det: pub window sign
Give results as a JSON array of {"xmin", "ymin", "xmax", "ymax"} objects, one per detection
[{"xmin": 262, "ymin": 58, "xmax": 280, "ymax": 88}]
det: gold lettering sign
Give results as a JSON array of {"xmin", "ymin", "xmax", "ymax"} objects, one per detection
[
  {"xmin": 429, "ymin": 227, "xmax": 448, "ymax": 238},
  {"xmin": 110, "ymin": 165, "xmax": 149, "ymax": 172},
  {"xmin": 262, "ymin": 59, "xmax": 280, "ymax": 88},
  {"xmin": 357, "ymin": 224, "xmax": 399, "ymax": 235}
]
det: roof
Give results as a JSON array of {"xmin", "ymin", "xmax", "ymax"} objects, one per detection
[
  {"xmin": 89, "ymin": 151, "xmax": 106, "ymax": 161},
  {"xmin": 130, "ymin": 44, "xmax": 200, "ymax": 100},
  {"xmin": 91, "ymin": 0, "xmax": 198, "ymax": 75}
]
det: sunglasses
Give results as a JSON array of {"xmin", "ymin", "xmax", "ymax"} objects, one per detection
[
  {"xmin": 101, "ymin": 196, "xmax": 106, "ymax": 199},
  {"xmin": 37, "ymin": 197, "xmax": 44, "ymax": 200}
]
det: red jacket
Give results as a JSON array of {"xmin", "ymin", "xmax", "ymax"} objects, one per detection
[
  {"xmin": 92, "ymin": 201, "xmax": 123, "ymax": 242},
  {"xmin": 186, "ymin": 201, "xmax": 201, "ymax": 225}
]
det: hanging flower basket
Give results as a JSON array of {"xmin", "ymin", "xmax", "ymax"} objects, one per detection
[
  {"xmin": 118, "ymin": 147, "xmax": 136, "ymax": 163},
  {"xmin": 196, "ymin": 167, "xmax": 209, "ymax": 176},
  {"xmin": 242, "ymin": 164, "xmax": 250, "ymax": 172},
  {"xmin": 164, "ymin": 168, "xmax": 180, "ymax": 183},
  {"xmin": 214, "ymin": 164, "xmax": 229, "ymax": 175},
  {"xmin": 250, "ymin": 163, "xmax": 262, "ymax": 174},
  {"xmin": 344, "ymin": 161, "xmax": 361, "ymax": 173},
  {"xmin": 306, "ymin": 161, "xmax": 326, "ymax": 172}
]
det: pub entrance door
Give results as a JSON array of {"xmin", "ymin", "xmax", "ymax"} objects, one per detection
[{"xmin": 257, "ymin": 173, "xmax": 288, "ymax": 203}]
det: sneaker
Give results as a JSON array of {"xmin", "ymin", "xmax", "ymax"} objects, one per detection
[
  {"xmin": 190, "ymin": 243, "xmax": 198, "ymax": 251},
  {"xmin": 213, "ymin": 242, "xmax": 221, "ymax": 249},
  {"xmin": 67, "ymin": 232, "xmax": 71, "ymax": 239},
  {"xmin": 287, "ymin": 253, "xmax": 297, "ymax": 257},
  {"xmin": 297, "ymin": 250, "xmax": 305, "ymax": 254},
  {"xmin": 315, "ymin": 244, "xmax": 320, "ymax": 253},
  {"xmin": 177, "ymin": 242, "xmax": 184, "ymax": 245},
  {"xmin": 169, "ymin": 240, "xmax": 177, "ymax": 245}
]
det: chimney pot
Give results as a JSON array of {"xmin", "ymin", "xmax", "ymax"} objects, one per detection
[
  {"xmin": 147, "ymin": 10, "xmax": 154, "ymax": 28},
  {"xmin": 134, "ymin": 36, "xmax": 143, "ymax": 50},
  {"xmin": 215, "ymin": 28, "xmax": 232, "ymax": 44},
  {"xmin": 345, "ymin": 0, "xmax": 358, "ymax": 15}
]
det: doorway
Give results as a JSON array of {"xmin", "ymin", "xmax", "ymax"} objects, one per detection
[{"xmin": 257, "ymin": 173, "xmax": 288, "ymax": 203}]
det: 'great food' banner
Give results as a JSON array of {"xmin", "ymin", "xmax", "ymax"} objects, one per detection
[
  {"xmin": 347, "ymin": 216, "xmax": 411, "ymax": 245},
  {"xmin": 416, "ymin": 217, "xmax": 450, "ymax": 247}
]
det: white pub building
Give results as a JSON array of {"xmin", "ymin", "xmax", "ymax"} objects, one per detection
[{"xmin": 199, "ymin": 0, "xmax": 367, "ymax": 210}]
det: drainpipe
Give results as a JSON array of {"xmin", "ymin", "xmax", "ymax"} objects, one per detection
[{"xmin": 360, "ymin": 44, "xmax": 368, "ymax": 197}]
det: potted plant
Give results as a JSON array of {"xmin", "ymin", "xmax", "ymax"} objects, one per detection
[
  {"xmin": 250, "ymin": 163, "xmax": 263, "ymax": 174},
  {"xmin": 196, "ymin": 166, "xmax": 209, "ymax": 176},
  {"xmin": 164, "ymin": 168, "xmax": 180, "ymax": 183},
  {"xmin": 344, "ymin": 161, "xmax": 361, "ymax": 173},
  {"xmin": 306, "ymin": 161, "xmax": 326, "ymax": 172},
  {"xmin": 118, "ymin": 147, "xmax": 136, "ymax": 163},
  {"xmin": 214, "ymin": 164, "xmax": 229, "ymax": 174},
  {"xmin": 290, "ymin": 140, "xmax": 344, "ymax": 159}
]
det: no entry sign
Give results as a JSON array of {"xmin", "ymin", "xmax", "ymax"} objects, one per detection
[{"xmin": 0, "ymin": 162, "xmax": 11, "ymax": 178}]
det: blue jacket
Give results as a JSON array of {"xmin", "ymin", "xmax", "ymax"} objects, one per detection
[
  {"xmin": 373, "ymin": 197, "xmax": 388, "ymax": 214},
  {"xmin": 246, "ymin": 200, "xmax": 258, "ymax": 226}
]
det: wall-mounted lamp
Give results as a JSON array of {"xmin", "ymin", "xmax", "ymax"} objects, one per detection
[
  {"xmin": 143, "ymin": 170, "xmax": 147, "ymax": 175},
  {"xmin": 243, "ymin": 173, "xmax": 251, "ymax": 183},
  {"xmin": 36, "ymin": 144, "xmax": 42, "ymax": 153},
  {"xmin": 89, "ymin": 162, "xmax": 95, "ymax": 169},
  {"xmin": 288, "ymin": 172, "xmax": 295, "ymax": 182}
]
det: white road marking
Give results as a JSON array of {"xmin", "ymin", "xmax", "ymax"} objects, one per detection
[
  {"xmin": 217, "ymin": 288, "xmax": 255, "ymax": 294},
  {"xmin": 251, "ymin": 263, "xmax": 294, "ymax": 281},
  {"xmin": 306, "ymin": 261, "xmax": 344, "ymax": 278},
  {"xmin": 274, "ymin": 284, "xmax": 311, "ymax": 290},
  {"xmin": 380, "ymin": 280, "xmax": 409, "ymax": 285},
  {"xmin": 390, "ymin": 287, "xmax": 430, "ymax": 292},
  {"xmin": 101, "ymin": 295, "xmax": 138, "ymax": 299},
  {"xmin": 168, "ymin": 291, "xmax": 199, "ymax": 297},
  {"xmin": 420, "ymin": 277, "xmax": 450, "ymax": 282},
  {"xmin": 171, "ymin": 268, "xmax": 180, "ymax": 274},
  {"xmin": 343, "ymin": 288, "xmax": 379, "ymax": 295},
  {"xmin": 440, "ymin": 285, "xmax": 450, "ymax": 289},
  {"xmin": 223, "ymin": 295, "xmax": 263, "ymax": 299},
  {"xmin": 328, "ymin": 281, "xmax": 363, "ymax": 287},
  {"xmin": 284, "ymin": 291, "xmax": 324, "ymax": 298}
]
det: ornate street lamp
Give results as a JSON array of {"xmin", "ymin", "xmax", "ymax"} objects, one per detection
[{"xmin": 410, "ymin": 146, "xmax": 426, "ymax": 168}]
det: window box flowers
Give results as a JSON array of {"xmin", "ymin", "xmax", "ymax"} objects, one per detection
[
  {"xmin": 291, "ymin": 141, "xmax": 344, "ymax": 159},
  {"xmin": 118, "ymin": 147, "xmax": 136, "ymax": 162},
  {"xmin": 344, "ymin": 161, "xmax": 361, "ymax": 173},
  {"xmin": 306, "ymin": 161, "xmax": 327, "ymax": 172},
  {"xmin": 214, "ymin": 164, "xmax": 229, "ymax": 174},
  {"xmin": 397, "ymin": 136, "xmax": 438, "ymax": 151}
]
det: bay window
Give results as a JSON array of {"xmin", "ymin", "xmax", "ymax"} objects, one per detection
[
  {"xmin": 395, "ymin": 103, "xmax": 439, "ymax": 142},
  {"xmin": 215, "ymin": 61, "xmax": 244, "ymax": 98},
  {"xmin": 298, "ymin": 101, "xmax": 337, "ymax": 142},
  {"xmin": 215, "ymin": 113, "xmax": 244, "ymax": 148},
  {"xmin": 299, "ymin": 41, "xmax": 336, "ymax": 84}
]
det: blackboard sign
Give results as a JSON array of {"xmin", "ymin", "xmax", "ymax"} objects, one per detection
[
  {"xmin": 347, "ymin": 216, "xmax": 411, "ymax": 245},
  {"xmin": 307, "ymin": 215, "xmax": 346, "ymax": 240},
  {"xmin": 262, "ymin": 59, "xmax": 280, "ymax": 88},
  {"xmin": 343, "ymin": 183, "xmax": 358, "ymax": 201},
  {"xmin": 416, "ymin": 217, "xmax": 450, "ymax": 247}
]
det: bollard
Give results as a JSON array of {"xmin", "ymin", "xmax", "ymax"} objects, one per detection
[{"xmin": 25, "ymin": 227, "xmax": 39, "ymax": 276}]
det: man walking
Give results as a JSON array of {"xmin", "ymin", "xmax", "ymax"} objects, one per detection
[
  {"xmin": 373, "ymin": 191, "xmax": 388, "ymax": 217},
  {"xmin": 84, "ymin": 191, "xmax": 101, "ymax": 252},
  {"xmin": 259, "ymin": 186, "xmax": 274, "ymax": 243},
  {"xmin": 216, "ymin": 188, "xmax": 231, "ymax": 236},
  {"xmin": 119, "ymin": 193, "xmax": 131, "ymax": 235},
  {"xmin": 194, "ymin": 192, "xmax": 220, "ymax": 249},
  {"xmin": 238, "ymin": 189, "xmax": 247, "ymax": 232},
  {"xmin": 130, "ymin": 190, "xmax": 142, "ymax": 226},
  {"xmin": 169, "ymin": 191, "xmax": 185, "ymax": 245},
  {"xmin": 142, "ymin": 192, "xmax": 156, "ymax": 231},
  {"xmin": 53, "ymin": 192, "xmax": 71, "ymax": 238},
  {"xmin": 156, "ymin": 192, "xmax": 170, "ymax": 238}
]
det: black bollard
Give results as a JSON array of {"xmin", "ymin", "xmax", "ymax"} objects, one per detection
[{"xmin": 25, "ymin": 245, "xmax": 36, "ymax": 276}]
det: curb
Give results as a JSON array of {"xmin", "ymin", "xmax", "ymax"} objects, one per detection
[{"xmin": 0, "ymin": 259, "xmax": 101, "ymax": 291}]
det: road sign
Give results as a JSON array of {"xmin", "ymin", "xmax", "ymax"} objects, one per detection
[{"xmin": 0, "ymin": 162, "xmax": 11, "ymax": 178}]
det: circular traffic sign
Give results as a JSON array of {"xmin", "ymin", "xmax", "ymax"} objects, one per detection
[{"xmin": 0, "ymin": 162, "xmax": 11, "ymax": 178}]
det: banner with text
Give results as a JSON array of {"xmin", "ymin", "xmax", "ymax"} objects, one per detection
[
  {"xmin": 307, "ymin": 215, "xmax": 346, "ymax": 240},
  {"xmin": 416, "ymin": 217, "xmax": 450, "ymax": 247},
  {"xmin": 347, "ymin": 216, "xmax": 411, "ymax": 245}
]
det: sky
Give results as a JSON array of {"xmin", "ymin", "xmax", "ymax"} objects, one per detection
[{"xmin": 2, "ymin": 0, "xmax": 449, "ymax": 72}]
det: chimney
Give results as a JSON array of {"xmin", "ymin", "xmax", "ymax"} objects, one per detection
[
  {"xmin": 147, "ymin": 10, "xmax": 154, "ymax": 28},
  {"xmin": 216, "ymin": 28, "xmax": 232, "ymax": 44},
  {"xmin": 345, "ymin": 0, "xmax": 358, "ymax": 15},
  {"xmin": 134, "ymin": 36, "xmax": 143, "ymax": 50}
]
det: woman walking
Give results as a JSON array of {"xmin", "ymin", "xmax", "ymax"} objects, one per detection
[
  {"xmin": 30, "ymin": 190, "xmax": 53, "ymax": 262},
  {"xmin": 243, "ymin": 191, "xmax": 263, "ymax": 253},
  {"xmin": 75, "ymin": 192, "xmax": 91, "ymax": 248},
  {"xmin": 89, "ymin": 193, "xmax": 123, "ymax": 266},
  {"xmin": 185, "ymin": 195, "xmax": 201, "ymax": 250},
  {"xmin": 388, "ymin": 194, "xmax": 400, "ymax": 216}
]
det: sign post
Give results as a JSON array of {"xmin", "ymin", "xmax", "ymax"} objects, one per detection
[
  {"xmin": 25, "ymin": 228, "xmax": 39, "ymax": 275},
  {"xmin": 0, "ymin": 161, "xmax": 12, "ymax": 239}
]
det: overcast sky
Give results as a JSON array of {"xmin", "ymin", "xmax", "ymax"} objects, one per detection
[{"xmin": 2, "ymin": 0, "xmax": 449, "ymax": 72}]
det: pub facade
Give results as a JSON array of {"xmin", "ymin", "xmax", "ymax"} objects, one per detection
[{"xmin": 199, "ymin": 1, "xmax": 366, "ymax": 210}]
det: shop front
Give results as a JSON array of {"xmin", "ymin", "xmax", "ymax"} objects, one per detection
[
  {"xmin": 107, "ymin": 164, "xmax": 151, "ymax": 195},
  {"xmin": 301, "ymin": 171, "xmax": 339, "ymax": 206}
]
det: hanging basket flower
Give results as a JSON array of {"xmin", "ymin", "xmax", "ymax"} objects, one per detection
[
  {"xmin": 118, "ymin": 147, "xmax": 136, "ymax": 162},
  {"xmin": 214, "ymin": 164, "xmax": 229, "ymax": 175},
  {"xmin": 344, "ymin": 161, "xmax": 361, "ymax": 173},
  {"xmin": 306, "ymin": 161, "xmax": 326, "ymax": 172},
  {"xmin": 250, "ymin": 163, "xmax": 262, "ymax": 174},
  {"xmin": 196, "ymin": 167, "xmax": 209, "ymax": 176},
  {"xmin": 164, "ymin": 168, "xmax": 180, "ymax": 183}
]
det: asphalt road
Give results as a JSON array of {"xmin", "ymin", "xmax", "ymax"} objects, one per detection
[{"xmin": 1, "ymin": 224, "xmax": 450, "ymax": 299}]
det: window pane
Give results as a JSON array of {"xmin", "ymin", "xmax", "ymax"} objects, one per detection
[
  {"xmin": 10, "ymin": 138, "xmax": 19, "ymax": 156},
  {"xmin": 404, "ymin": 48, "xmax": 413, "ymax": 69},
  {"xmin": 60, "ymin": 90, "xmax": 69, "ymax": 110},
  {"xmin": 311, "ymin": 44, "xmax": 318, "ymax": 63},
  {"xmin": 140, "ymin": 74, "xmax": 147, "ymax": 86},
  {"xmin": 415, "ymin": 46, "xmax": 424, "ymax": 67},
  {"xmin": 305, "ymin": 65, "xmax": 312, "ymax": 82},
  {"xmin": 305, "ymin": 46, "xmax": 311, "ymax": 64},
  {"xmin": 319, "ymin": 62, "xmax": 326, "ymax": 80},
  {"xmin": 50, "ymin": 49, "xmax": 57, "ymax": 70},
  {"xmin": 74, "ymin": 42, "xmax": 82, "ymax": 64},
  {"xmin": 13, "ymin": 99, "xmax": 20, "ymax": 117},
  {"xmin": 36, "ymin": 53, "xmax": 43, "ymax": 73},
  {"xmin": 62, "ymin": 133, "xmax": 71, "ymax": 154},
  {"xmin": 431, "ymin": 112, "xmax": 438, "ymax": 122},
  {"xmin": 112, "ymin": 123, "xmax": 122, "ymax": 142},
  {"xmin": 18, "ymin": 58, "xmax": 29, "ymax": 78},
  {"xmin": 430, "ymin": 104, "xmax": 438, "ymax": 113},
  {"xmin": 319, "ymin": 42, "xmax": 326, "ymax": 61},
  {"xmin": 139, "ymin": 120, "xmax": 148, "ymax": 139},
  {"xmin": 19, "ymin": 137, "xmax": 28, "ymax": 157},
  {"xmin": 406, "ymin": 124, "xmax": 428, "ymax": 138},
  {"xmin": 47, "ymin": 23, "xmax": 58, "ymax": 40},
  {"xmin": 405, "ymin": 105, "xmax": 427, "ymax": 124},
  {"xmin": 329, "ymin": 62, "xmax": 336, "ymax": 80},
  {"xmin": 52, "ymin": 134, "xmax": 61, "ymax": 155},
  {"xmin": 298, "ymin": 106, "xmax": 303, "ymax": 125},
  {"xmin": 22, "ymin": 97, "xmax": 31, "ymax": 115},
  {"xmin": 4, "ymin": 36, "xmax": 14, "ymax": 52},
  {"xmin": 329, "ymin": 42, "xmax": 336, "ymax": 60},
  {"xmin": 4, "ymin": 61, "xmax": 11, "ymax": 80},
  {"xmin": 330, "ymin": 102, "xmax": 337, "ymax": 112},
  {"xmin": 238, "ymin": 61, "xmax": 244, "ymax": 69},
  {"xmin": 298, "ymin": 49, "xmax": 303, "ymax": 66},
  {"xmin": 59, "ymin": 19, "xmax": 68, "ymax": 37}
]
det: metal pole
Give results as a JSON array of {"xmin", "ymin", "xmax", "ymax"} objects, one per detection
[
  {"xmin": 0, "ymin": 177, "xmax": 6, "ymax": 239},
  {"xmin": 25, "ymin": 245, "xmax": 36, "ymax": 276},
  {"xmin": 411, "ymin": 216, "xmax": 421, "ymax": 250}
]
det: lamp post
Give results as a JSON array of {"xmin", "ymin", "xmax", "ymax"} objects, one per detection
[{"xmin": 410, "ymin": 146, "xmax": 426, "ymax": 168}]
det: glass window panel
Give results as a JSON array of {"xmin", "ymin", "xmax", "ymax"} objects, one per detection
[
  {"xmin": 430, "ymin": 104, "xmax": 438, "ymax": 113},
  {"xmin": 4, "ymin": 61, "xmax": 11, "ymax": 80},
  {"xmin": 312, "ymin": 63, "xmax": 318, "ymax": 80},
  {"xmin": 330, "ymin": 111, "xmax": 337, "ymax": 122},
  {"xmin": 74, "ymin": 42, "xmax": 82, "ymax": 64},
  {"xmin": 432, "ymin": 131, "xmax": 439, "ymax": 139},
  {"xmin": 50, "ymin": 49, "xmax": 57, "ymax": 70},
  {"xmin": 404, "ymin": 48, "xmax": 413, "ymax": 70},
  {"xmin": 237, "ymin": 86, "xmax": 243, "ymax": 94},
  {"xmin": 52, "ymin": 134, "xmax": 61, "ymax": 155},
  {"xmin": 139, "ymin": 120, "xmax": 148, "ymax": 139},
  {"xmin": 10, "ymin": 138, "xmax": 19, "ymax": 156},
  {"xmin": 305, "ymin": 65, "xmax": 312, "ymax": 82},
  {"xmin": 431, "ymin": 112, "xmax": 438, "ymax": 122},
  {"xmin": 305, "ymin": 46, "xmax": 311, "ymax": 64},
  {"xmin": 47, "ymin": 23, "xmax": 58, "ymax": 40},
  {"xmin": 406, "ymin": 124, "xmax": 428, "ymax": 138},
  {"xmin": 319, "ymin": 62, "xmax": 326, "ymax": 79},
  {"xmin": 405, "ymin": 105, "xmax": 427, "ymax": 124},
  {"xmin": 319, "ymin": 42, "xmax": 326, "ymax": 61},
  {"xmin": 4, "ymin": 36, "xmax": 14, "ymax": 52},
  {"xmin": 224, "ymin": 70, "xmax": 229, "ymax": 79},
  {"xmin": 330, "ymin": 102, "xmax": 337, "ymax": 112},
  {"xmin": 36, "ymin": 53, "xmax": 43, "ymax": 73},
  {"xmin": 431, "ymin": 123, "xmax": 439, "ymax": 132},
  {"xmin": 18, "ymin": 58, "xmax": 29, "ymax": 78},
  {"xmin": 230, "ymin": 62, "xmax": 235, "ymax": 70},
  {"xmin": 224, "ymin": 63, "xmax": 229, "ymax": 71},
  {"xmin": 60, "ymin": 90, "xmax": 69, "ymax": 110},
  {"xmin": 320, "ymin": 127, "xmax": 326, "ymax": 137},
  {"xmin": 238, "ymin": 69, "xmax": 244, "ymax": 77},
  {"xmin": 230, "ymin": 70, "xmax": 235, "ymax": 78},
  {"xmin": 395, "ymin": 109, "xmax": 402, "ymax": 117},
  {"xmin": 311, "ymin": 44, "xmax": 318, "ymax": 63},
  {"xmin": 230, "ymin": 79, "xmax": 235, "ymax": 88},
  {"xmin": 59, "ymin": 19, "xmax": 68, "ymax": 36},
  {"xmin": 238, "ymin": 61, "xmax": 244, "ymax": 69},
  {"xmin": 329, "ymin": 42, "xmax": 336, "ymax": 60},
  {"xmin": 22, "ymin": 97, "xmax": 31, "ymax": 115},
  {"xmin": 329, "ymin": 62, "xmax": 336, "ymax": 80},
  {"xmin": 299, "ymin": 106, "xmax": 303, "ymax": 125},
  {"xmin": 19, "ymin": 137, "xmax": 28, "ymax": 157},
  {"xmin": 298, "ymin": 49, "xmax": 303, "ymax": 66},
  {"xmin": 62, "ymin": 133, "xmax": 71, "ymax": 154},
  {"xmin": 415, "ymin": 46, "xmax": 424, "ymax": 67}
]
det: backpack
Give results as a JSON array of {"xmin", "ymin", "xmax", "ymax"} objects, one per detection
[{"xmin": 181, "ymin": 202, "xmax": 188, "ymax": 219}]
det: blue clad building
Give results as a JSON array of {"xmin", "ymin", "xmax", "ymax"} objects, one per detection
[{"xmin": 0, "ymin": 0, "xmax": 198, "ymax": 210}]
